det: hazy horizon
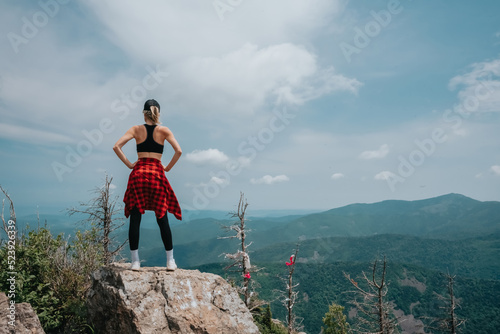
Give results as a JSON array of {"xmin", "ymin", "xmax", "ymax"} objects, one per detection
[{"xmin": 12, "ymin": 192, "xmax": 496, "ymax": 225}]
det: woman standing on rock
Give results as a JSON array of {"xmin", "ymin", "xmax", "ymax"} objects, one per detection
[{"xmin": 113, "ymin": 99, "xmax": 182, "ymax": 271}]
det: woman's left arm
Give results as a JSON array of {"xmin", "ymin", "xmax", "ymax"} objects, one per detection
[
  {"xmin": 113, "ymin": 127, "xmax": 136, "ymax": 169},
  {"xmin": 162, "ymin": 127, "xmax": 182, "ymax": 172}
]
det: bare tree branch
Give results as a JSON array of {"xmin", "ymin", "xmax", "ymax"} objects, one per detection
[
  {"xmin": 67, "ymin": 174, "xmax": 125, "ymax": 264},
  {"xmin": 0, "ymin": 185, "xmax": 16, "ymax": 241},
  {"xmin": 274, "ymin": 242, "xmax": 303, "ymax": 334},
  {"xmin": 344, "ymin": 257, "xmax": 399, "ymax": 334},
  {"xmin": 424, "ymin": 272, "xmax": 466, "ymax": 334},
  {"xmin": 219, "ymin": 192, "xmax": 266, "ymax": 311}
]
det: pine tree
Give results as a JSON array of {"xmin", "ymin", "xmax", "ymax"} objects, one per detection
[
  {"xmin": 254, "ymin": 304, "xmax": 288, "ymax": 334},
  {"xmin": 322, "ymin": 302, "xmax": 351, "ymax": 334}
]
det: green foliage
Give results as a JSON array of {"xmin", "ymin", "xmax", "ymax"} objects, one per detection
[
  {"xmin": 250, "ymin": 233, "xmax": 500, "ymax": 280},
  {"xmin": 0, "ymin": 225, "xmax": 103, "ymax": 333},
  {"xmin": 198, "ymin": 261, "xmax": 500, "ymax": 334},
  {"xmin": 0, "ymin": 227, "xmax": 64, "ymax": 330},
  {"xmin": 322, "ymin": 303, "xmax": 351, "ymax": 334},
  {"xmin": 253, "ymin": 304, "xmax": 288, "ymax": 334}
]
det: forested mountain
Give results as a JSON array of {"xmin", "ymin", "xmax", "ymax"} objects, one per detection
[
  {"xmin": 267, "ymin": 193, "xmax": 500, "ymax": 240},
  {"xmin": 165, "ymin": 193, "xmax": 500, "ymax": 249},
  {"xmin": 138, "ymin": 194, "xmax": 500, "ymax": 278},
  {"xmin": 197, "ymin": 261, "xmax": 500, "ymax": 334},
  {"xmin": 250, "ymin": 233, "xmax": 500, "ymax": 280},
  {"xmin": 147, "ymin": 193, "xmax": 499, "ymax": 333}
]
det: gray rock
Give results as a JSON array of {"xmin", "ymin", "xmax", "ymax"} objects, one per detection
[
  {"xmin": 0, "ymin": 292, "xmax": 45, "ymax": 334},
  {"xmin": 87, "ymin": 263, "xmax": 260, "ymax": 334}
]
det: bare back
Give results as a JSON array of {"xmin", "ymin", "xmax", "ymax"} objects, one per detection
[
  {"xmin": 134, "ymin": 124, "xmax": 165, "ymax": 160},
  {"xmin": 113, "ymin": 121, "xmax": 181, "ymax": 172}
]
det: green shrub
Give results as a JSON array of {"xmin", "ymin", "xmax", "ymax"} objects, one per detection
[
  {"xmin": 0, "ymin": 225, "xmax": 103, "ymax": 333},
  {"xmin": 253, "ymin": 304, "xmax": 288, "ymax": 334}
]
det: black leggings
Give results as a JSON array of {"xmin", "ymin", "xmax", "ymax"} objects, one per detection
[{"xmin": 129, "ymin": 207, "xmax": 173, "ymax": 251}]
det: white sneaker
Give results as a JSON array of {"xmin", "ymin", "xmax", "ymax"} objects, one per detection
[
  {"xmin": 166, "ymin": 260, "xmax": 177, "ymax": 271},
  {"xmin": 130, "ymin": 261, "xmax": 141, "ymax": 270}
]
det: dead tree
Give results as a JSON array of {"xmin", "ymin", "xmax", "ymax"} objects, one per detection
[
  {"xmin": 344, "ymin": 257, "xmax": 399, "ymax": 334},
  {"xmin": 0, "ymin": 185, "xmax": 16, "ymax": 241},
  {"xmin": 443, "ymin": 274, "xmax": 460, "ymax": 334},
  {"xmin": 426, "ymin": 273, "xmax": 465, "ymax": 334},
  {"xmin": 67, "ymin": 174, "xmax": 126, "ymax": 264},
  {"xmin": 275, "ymin": 244, "xmax": 302, "ymax": 334},
  {"xmin": 219, "ymin": 192, "xmax": 264, "ymax": 309}
]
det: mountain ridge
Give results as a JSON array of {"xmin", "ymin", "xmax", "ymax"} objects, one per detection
[
  {"xmin": 137, "ymin": 193, "xmax": 500, "ymax": 272},
  {"xmin": 278, "ymin": 193, "xmax": 500, "ymax": 240}
]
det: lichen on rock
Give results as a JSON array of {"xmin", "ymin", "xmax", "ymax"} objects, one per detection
[
  {"xmin": 0, "ymin": 292, "xmax": 45, "ymax": 334},
  {"xmin": 87, "ymin": 263, "xmax": 260, "ymax": 334}
]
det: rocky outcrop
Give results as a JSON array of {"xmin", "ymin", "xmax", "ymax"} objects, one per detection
[
  {"xmin": 0, "ymin": 292, "xmax": 45, "ymax": 334},
  {"xmin": 87, "ymin": 263, "xmax": 260, "ymax": 334},
  {"xmin": 393, "ymin": 309, "xmax": 427, "ymax": 334}
]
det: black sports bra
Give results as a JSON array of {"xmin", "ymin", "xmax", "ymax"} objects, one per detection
[{"xmin": 136, "ymin": 124, "xmax": 164, "ymax": 154}]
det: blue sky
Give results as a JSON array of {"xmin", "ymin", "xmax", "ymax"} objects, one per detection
[{"xmin": 1, "ymin": 0, "xmax": 499, "ymax": 217}]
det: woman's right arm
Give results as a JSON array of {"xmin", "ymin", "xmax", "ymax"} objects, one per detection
[{"xmin": 113, "ymin": 127, "xmax": 136, "ymax": 169}]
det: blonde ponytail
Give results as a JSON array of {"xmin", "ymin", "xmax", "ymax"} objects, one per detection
[
  {"xmin": 150, "ymin": 105, "xmax": 161, "ymax": 124},
  {"xmin": 144, "ymin": 105, "xmax": 161, "ymax": 124}
]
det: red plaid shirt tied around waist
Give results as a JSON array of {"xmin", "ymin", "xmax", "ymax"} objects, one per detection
[{"xmin": 123, "ymin": 158, "xmax": 182, "ymax": 220}]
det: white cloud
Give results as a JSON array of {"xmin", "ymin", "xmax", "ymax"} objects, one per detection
[
  {"xmin": 448, "ymin": 57, "xmax": 500, "ymax": 113},
  {"xmin": 250, "ymin": 174, "xmax": 289, "ymax": 185},
  {"xmin": 184, "ymin": 176, "xmax": 230, "ymax": 190},
  {"xmin": 359, "ymin": 144, "xmax": 389, "ymax": 160},
  {"xmin": 80, "ymin": 1, "xmax": 360, "ymax": 119},
  {"xmin": 83, "ymin": 0, "xmax": 345, "ymax": 63},
  {"xmin": 171, "ymin": 43, "xmax": 362, "ymax": 115},
  {"xmin": 185, "ymin": 148, "xmax": 229, "ymax": 165},
  {"xmin": 210, "ymin": 176, "xmax": 229, "ymax": 186},
  {"xmin": 491, "ymin": 165, "xmax": 500, "ymax": 175},
  {"xmin": 331, "ymin": 173, "xmax": 345, "ymax": 180},
  {"xmin": 0, "ymin": 15, "xmax": 152, "ymax": 143},
  {"xmin": 0, "ymin": 123, "xmax": 73, "ymax": 144},
  {"xmin": 0, "ymin": 1, "xmax": 361, "ymax": 150}
]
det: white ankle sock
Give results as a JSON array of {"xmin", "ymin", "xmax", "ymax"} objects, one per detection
[
  {"xmin": 131, "ymin": 249, "xmax": 140, "ymax": 263},
  {"xmin": 166, "ymin": 249, "xmax": 174, "ymax": 262}
]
